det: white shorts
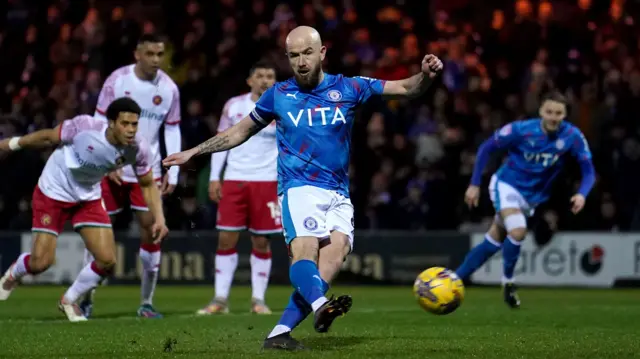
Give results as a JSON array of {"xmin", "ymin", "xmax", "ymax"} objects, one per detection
[
  {"xmin": 279, "ymin": 185, "xmax": 355, "ymax": 251},
  {"xmin": 489, "ymin": 174, "xmax": 535, "ymax": 219}
]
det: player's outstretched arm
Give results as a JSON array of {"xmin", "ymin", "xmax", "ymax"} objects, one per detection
[
  {"xmin": 0, "ymin": 125, "xmax": 62, "ymax": 152},
  {"xmin": 138, "ymin": 170, "xmax": 169, "ymax": 242},
  {"xmin": 195, "ymin": 117, "xmax": 262, "ymax": 154},
  {"xmin": 162, "ymin": 117, "xmax": 261, "ymax": 167},
  {"xmin": 382, "ymin": 54, "xmax": 443, "ymax": 98}
]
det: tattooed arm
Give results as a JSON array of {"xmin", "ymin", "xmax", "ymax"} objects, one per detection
[
  {"xmin": 195, "ymin": 117, "xmax": 262, "ymax": 155},
  {"xmin": 162, "ymin": 117, "xmax": 264, "ymax": 167}
]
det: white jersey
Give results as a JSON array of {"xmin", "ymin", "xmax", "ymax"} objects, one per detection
[
  {"xmin": 38, "ymin": 115, "xmax": 151, "ymax": 203},
  {"xmin": 95, "ymin": 64, "xmax": 181, "ymax": 183},
  {"xmin": 210, "ymin": 93, "xmax": 277, "ymax": 182}
]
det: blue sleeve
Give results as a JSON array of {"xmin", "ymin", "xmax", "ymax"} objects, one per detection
[
  {"xmin": 350, "ymin": 76, "xmax": 386, "ymax": 104},
  {"xmin": 249, "ymin": 86, "xmax": 276, "ymax": 128},
  {"xmin": 569, "ymin": 129, "xmax": 593, "ymax": 162},
  {"xmin": 470, "ymin": 138, "xmax": 500, "ymax": 186},
  {"xmin": 577, "ymin": 159, "xmax": 595, "ymax": 197},
  {"xmin": 492, "ymin": 122, "xmax": 521, "ymax": 149},
  {"xmin": 571, "ymin": 129, "xmax": 595, "ymax": 196},
  {"xmin": 469, "ymin": 122, "xmax": 520, "ymax": 186}
]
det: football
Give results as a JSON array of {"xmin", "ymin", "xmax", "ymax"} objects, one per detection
[{"xmin": 413, "ymin": 267, "xmax": 465, "ymax": 315}]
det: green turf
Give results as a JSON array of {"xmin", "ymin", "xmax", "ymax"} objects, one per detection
[{"xmin": 0, "ymin": 285, "xmax": 638, "ymax": 358}]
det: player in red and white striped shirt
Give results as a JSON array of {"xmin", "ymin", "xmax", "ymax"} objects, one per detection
[
  {"xmin": 80, "ymin": 34, "xmax": 181, "ymax": 319},
  {"xmin": 196, "ymin": 61, "xmax": 280, "ymax": 315}
]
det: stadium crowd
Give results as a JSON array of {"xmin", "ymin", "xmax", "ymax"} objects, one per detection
[{"xmin": 1, "ymin": 0, "xmax": 639, "ymax": 233}]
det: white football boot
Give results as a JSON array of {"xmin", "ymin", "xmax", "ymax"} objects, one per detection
[
  {"xmin": 58, "ymin": 297, "xmax": 88, "ymax": 322},
  {"xmin": 0, "ymin": 263, "xmax": 19, "ymax": 301}
]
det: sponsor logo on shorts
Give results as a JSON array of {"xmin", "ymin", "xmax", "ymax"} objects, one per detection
[
  {"xmin": 303, "ymin": 217, "xmax": 318, "ymax": 231},
  {"xmin": 41, "ymin": 214, "xmax": 52, "ymax": 226},
  {"xmin": 506, "ymin": 193, "xmax": 520, "ymax": 202}
]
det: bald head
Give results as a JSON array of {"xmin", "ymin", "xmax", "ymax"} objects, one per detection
[
  {"xmin": 285, "ymin": 26, "xmax": 326, "ymax": 88},
  {"xmin": 286, "ymin": 26, "xmax": 322, "ymax": 50}
]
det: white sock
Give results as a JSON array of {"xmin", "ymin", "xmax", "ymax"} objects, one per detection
[
  {"xmin": 83, "ymin": 249, "xmax": 95, "ymax": 266},
  {"xmin": 63, "ymin": 262, "xmax": 105, "ymax": 303},
  {"xmin": 311, "ymin": 297, "xmax": 329, "ymax": 312},
  {"xmin": 214, "ymin": 249, "xmax": 238, "ymax": 300},
  {"xmin": 267, "ymin": 324, "xmax": 291, "ymax": 339},
  {"xmin": 250, "ymin": 250, "xmax": 272, "ymax": 301},
  {"xmin": 139, "ymin": 244, "xmax": 161, "ymax": 305},
  {"xmin": 11, "ymin": 253, "xmax": 33, "ymax": 279}
]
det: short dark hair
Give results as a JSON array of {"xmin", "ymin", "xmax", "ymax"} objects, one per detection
[
  {"xmin": 138, "ymin": 33, "xmax": 163, "ymax": 45},
  {"xmin": 541, "ymin": 91, "xmax": 568, "ymax": 106},
  {"xmin": 106, "ymin": 97, "xmax": 141, "ymax": 121},
  {"xmin": 249, "ymin": 60, "xmax": 277, "ymax": 76}
]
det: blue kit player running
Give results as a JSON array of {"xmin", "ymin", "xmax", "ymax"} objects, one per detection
[
  {"xmin": 163, "ymin": 25, "xmax": 443, "ymax": 350},
  {"xmin": 457, "ymin": 92, "xmax": 596, "ymax": 308}
]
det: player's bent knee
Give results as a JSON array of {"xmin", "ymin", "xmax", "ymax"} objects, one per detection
[
  {"xmin": 218, "ymin": 231, "xmax": 240, "ymax": 250},
  {"xmin": 90, "ymin": 246, "xmax": 116, "ymax": 268},
  {"xmin": 502, "ymin": 212, "xmax": 527, "ymax": 241},
  {"xmin": 289, "ymin": 236, "xmax": 319, "ymax": 263},
  {"xmin": 507, "ymin": 228, "xmax": 527, "ymax": 241},
  {"xmin": 250, "ymin": 235, "xmax": 270, "ymax": 252},
  {"xmin": 329, "ymin": 232, "xmax": 351, "ymax": 256}
]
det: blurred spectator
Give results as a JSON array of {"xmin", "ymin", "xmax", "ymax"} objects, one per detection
[{"xmin": 2, "ymin": 0, "xmax": 640, "ymax": 233}]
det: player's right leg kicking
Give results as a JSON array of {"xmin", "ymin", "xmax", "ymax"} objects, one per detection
[
  {"xmin": 263, "ymin": 232, "xmax": 353, "ymax": 350},
  {"xmin": 263, "ymin": 187, "xmax": 353, "ymax": 351}
]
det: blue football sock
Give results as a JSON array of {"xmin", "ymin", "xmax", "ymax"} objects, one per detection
[
  {"xmin": 502, "ymin": 235, "xmax": 522, "ymax": 280},
  {"xmin": 455, "ymin": 234, "xmax": 502, "ymax": 280},
  {"xmin": 276, "ymin": 279, "xmax": 329, "ymax": 331},
  {"xmin": 289, "ymin": 260, "xmax": 326, "ymax": 308}
]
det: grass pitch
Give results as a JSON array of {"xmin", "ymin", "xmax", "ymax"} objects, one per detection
[{"xmin": 0, "ymin": 285, "xmax": 637, "ymax": 358}]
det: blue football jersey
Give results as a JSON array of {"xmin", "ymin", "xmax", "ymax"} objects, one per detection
[
  {"xmin": 493, "ymin": 118, "xmax": 592, "ymax": 206},
  {"xmin": 249, "ymin": 73, "xmax": 386, "ymax": 197}
]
